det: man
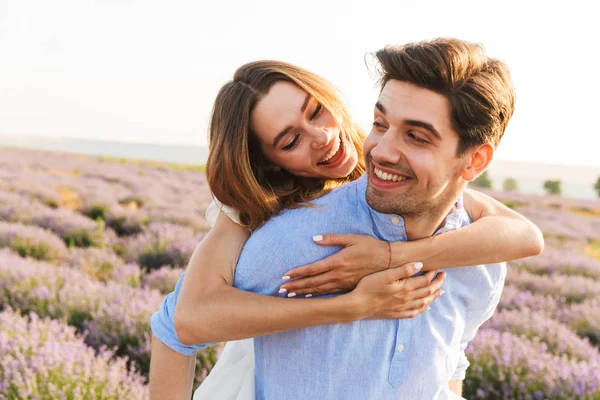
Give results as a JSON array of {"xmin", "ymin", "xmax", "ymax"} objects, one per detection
[{"xmin": 154, "ymin": 38, "xmax": 516, "ymax": 398}]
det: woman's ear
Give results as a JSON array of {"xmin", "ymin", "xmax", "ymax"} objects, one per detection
[{"xmin": 461, "ymin": 143, "xmax": 494, "ymax": 182}]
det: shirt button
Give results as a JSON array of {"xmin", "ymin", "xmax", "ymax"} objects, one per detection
[
  {"xmin": 397, "ymin": 344, "xmax": 404, "ymax": 352},
  {"xmin": 391, "ymin": 216, "xmax": 400, "ymax": 225}
]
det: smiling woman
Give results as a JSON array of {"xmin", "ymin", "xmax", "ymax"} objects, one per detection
[{"xmin": 206, "ymin": 61, "xmax": 365, "ymax": 230}]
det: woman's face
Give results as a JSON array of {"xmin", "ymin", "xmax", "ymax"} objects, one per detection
[{"xmin": 250, "ymin": 81, "xmax": 358, "ymax": 179}]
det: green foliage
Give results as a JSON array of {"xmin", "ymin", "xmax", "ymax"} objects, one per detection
[
  {"xmin": 83, "ymin": 204, "xmax": 109, "ymax": 221},
  {"xmin": 471, "ymin": 171, "xmax": 493, "ymax": 188},
  {"xmin": 502, "ymin": 177, "xmax": 519, "ymax": 192},
  {"xmin": 594, "ymin": 176, "xmax": 600, "ymax": 198},
  {"xmin": 10, "ymin": 237, "xmax": 54, "ymax": 261},
  {"xmin": 543, "ymin": 180, "xmax": 562, "ymax": 195}
]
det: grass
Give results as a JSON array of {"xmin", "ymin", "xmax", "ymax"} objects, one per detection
[
  {"xmin": 585, "ymin": 239, "xmax": 600, "ymax": 261},
  {"xmin": 570, "ymin": 207, "xmax": 600, "ymax": 218},
  {"xmin": 97, "ymin": 155, "xmax": 205, "ymax": 172}
]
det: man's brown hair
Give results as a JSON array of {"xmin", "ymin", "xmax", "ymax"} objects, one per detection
[{"xmin": 374, "ymin": 38, "xmax": 515, "ymax": 155}]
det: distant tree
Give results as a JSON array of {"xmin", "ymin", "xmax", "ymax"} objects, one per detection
[
  {"xmin": 543, "ymin": 180, "xmax": 562, "ymax": 195},
  {"xmin": 472, "ymin": 171, "xmax": 493, "ymax": 189},
  {"xmin": 502, "ymin": 177, "xmax": 519, "ymax": 192},
  {"xmin": 595, "ymin": 176, "xmax": 600, "ymax": 198}
]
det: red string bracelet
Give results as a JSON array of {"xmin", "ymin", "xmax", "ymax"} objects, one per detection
[{"xmin": 386, "ymin": 241, "xmax": 392, "ymax": 269}]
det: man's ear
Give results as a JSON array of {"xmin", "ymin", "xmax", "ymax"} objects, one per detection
[{"xmin": 460, "ymin": 143, "xmax": 494, "ymax": 182}]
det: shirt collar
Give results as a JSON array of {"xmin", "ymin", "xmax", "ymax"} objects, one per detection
[{"xmin": 355, "ymin": 174, "xmax": 468, "ymax": 239}]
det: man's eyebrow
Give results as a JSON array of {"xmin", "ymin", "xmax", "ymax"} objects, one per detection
[
  {"xmin": 273, "ymin": 93, "xmax": 311, "ymax": 148},
  {"xmin": 405, "ymin": 119, "xmax": 443, "ymax": 141},
  {"xmin": 375, "ymin": 102, "xmax": 386, "ymax": 114}
]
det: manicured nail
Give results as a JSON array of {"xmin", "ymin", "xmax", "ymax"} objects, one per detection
[
  {"xmin": 305, "ymin": 294, "xmax": 313, "ymax": 298},
  {"xmin": 312, "ymin": 235, "xmax": 323, "ymax": 242},
  {"xmin": 414, "ymin": 262, "xmax": 423, "ymax": 270},
  {"xmin": 427, "ymin": 306, "xmax": 431, "ymax": 310},
  {"xmin": 440, "ymin": 290, "xmax": 445, "ymax": 296},
  {"xmin": 281, "ymin": 276, "xmax": 291, "ymax": 281},
  {"xmin": 278, "ymin": 288, "xmax": 287, "ymax": 294},
  {"xmin": 287, "ymin": 292, "xmax": 297, "ymax": 298}
]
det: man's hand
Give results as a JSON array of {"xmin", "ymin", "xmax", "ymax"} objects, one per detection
[{"xmin": 348, "ymin": 262, "xmax": 445, "ymax": 320}]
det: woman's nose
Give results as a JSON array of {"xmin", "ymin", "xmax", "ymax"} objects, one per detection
[{"xmin": 309, "ymin": 127, "xmax": 330, "ymax": 150}]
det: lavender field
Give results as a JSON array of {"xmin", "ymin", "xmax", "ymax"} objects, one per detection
[{"xmin": 0, "ymin": 146, "xmax": 599, "ymax": 399}]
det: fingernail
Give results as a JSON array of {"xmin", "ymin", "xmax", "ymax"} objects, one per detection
[
  {"xmin": 281, "ymin": 276, "xmax": 291, "ymax": 281},
  {"xmin": 414, "ymin": 262, "xmax": 423, "ymax": 270},
  {"xmin": 305, "ymin": 294, "xmax": 313, "ymax": 298},
  {"xmin": 312, "ymin": 235, "xmax": 323, "ymax": 242},
  {"xmin": 278, "ymin": 288, "xmax": 287, "ymax": 294},
  {"xmin": 287, "ymin": 292, "xmax": 297, "ymax": 298},
  {"xmin": 427, "ymin": 306, "xmax": 431, "ymax": 310},
  {"xmin": 440, "ymin": 290, "xmax": 445, "ymax": 296}
]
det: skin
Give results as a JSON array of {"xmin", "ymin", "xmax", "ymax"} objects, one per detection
[
  {"xmin": 251, "ymin": 81, "xmax": 358, "ymax": 179},
  {"xmin": 150, "ymin": 80, "xmax": 544, "ymax": 400}
]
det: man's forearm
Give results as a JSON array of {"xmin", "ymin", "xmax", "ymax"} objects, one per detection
[{"xmin": 175, "ymin": 284, "xmax": 360, "ymax": 345}]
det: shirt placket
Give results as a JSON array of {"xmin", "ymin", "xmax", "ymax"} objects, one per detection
[{"xmin": 388, "ymin": 317, "xmax": 414, "ymax": 387}]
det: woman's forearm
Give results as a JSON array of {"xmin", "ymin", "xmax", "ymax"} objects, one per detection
[
  {"xmin": 392, "ymin": 216, "xmax": 544, "ymax": 271},
  {"xmin": 175, "ymin": 283, "xmax": 358, "ymax": 345},
  {"xmin": 149, "ymin": 336, "xmax": 195, "ymax": 400}
]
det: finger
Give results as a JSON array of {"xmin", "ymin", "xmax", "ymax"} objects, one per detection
[
  {"xmin": 385, "ymin": 262, "xmax": 425, "ymax": 284},
  {"xmin": 280, "ymin": 273, "xmax": 338, "ymax": 294},
  {"xmin": 282, "ymin": 259, "xmax": 335, "ymax": 280},
  {"xmin": 403, "ymin": 273, "xmax": 445, "ymax": 300},
  {"xmin": 400, "ymin": 288, "xmax": 444, "ymax": 311},
  {"xmin": 285, "ymin": 283, "xmax": 346, "ymax": 297},
  {"xmin": 312, "ymin": 233, "xmax": 362, "ymax": 247}
]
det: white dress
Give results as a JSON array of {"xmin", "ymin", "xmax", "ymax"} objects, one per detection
[
  {"xmin": 194, "ymin": 200, "xmax": 466, "ymax": 400},
  {"xmin": 193, "ymin": 200, "xmax": 256, "ymax": 400}
]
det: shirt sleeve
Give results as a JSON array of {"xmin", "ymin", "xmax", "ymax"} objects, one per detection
[
  {"xmin": 451, "ymin": 278, "xmax": 504, "ymax": 380},
  {"xmin": 205, "ymin": 198, "xmax": 242, "ymax": 227},
  {"xmin": 150, "ymin": 272, "xmax": 219, "ymax": 356}
]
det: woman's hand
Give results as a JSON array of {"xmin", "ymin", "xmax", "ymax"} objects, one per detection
[
  {"xmin": 279, "ymin": 234, "xmax": 392, "ymax": 297},
  {"xmin": 349, "ymin": 263, "xmax": 446, "ymax": 320}
]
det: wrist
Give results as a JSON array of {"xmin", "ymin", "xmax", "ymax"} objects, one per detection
[{"xmin": 336, "ymin": 292, "xmax": 367, "ymax": 322}]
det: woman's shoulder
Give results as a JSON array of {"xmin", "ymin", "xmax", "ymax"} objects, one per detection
[{"xmin": 205, "ymin": 199, "xmax": 242, "ymax": 227}]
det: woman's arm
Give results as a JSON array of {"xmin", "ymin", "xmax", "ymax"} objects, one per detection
[
  {"xmin": 394, "ymin": 188, "xmax": 544, "ymax": 269},
  {"xmin": 171, "ymin": 212, "xmax": 442, "ymax": 345},
  {"xmin": 149, "ymin": 336, "xmax": 195, "ymax": 400},
  {"xmin": 277, "ymin": 189, "xmax": 544, "ymax": 296}
]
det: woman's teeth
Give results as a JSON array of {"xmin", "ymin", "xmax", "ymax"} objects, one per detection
[
  {"xmin": 319, "ymin": 137, "xmax": 341, "ymax": 163},
  {"xmin": 374, "ymin": 167, "xmax": 409, "ymax": 182}
]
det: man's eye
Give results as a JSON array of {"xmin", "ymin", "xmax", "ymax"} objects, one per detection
[
  {"xmin": 282, "ymin": 135, "xmax": 300, "ymax": 151},
  {"xmin": 372, "ymin": 121, "xmax": 385, "ymax": 128},
  {"xmin": 408, "ymin": 133, "xmax": 428, "ymax": 144},
  {"xmin": 310, "ymin": 104, "xmax": 323, "ymax": 121}
]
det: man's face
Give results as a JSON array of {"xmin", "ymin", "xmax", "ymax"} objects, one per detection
[{"xmin": 363, "ymin": 80, "xmax": 470, "ymax": 216}]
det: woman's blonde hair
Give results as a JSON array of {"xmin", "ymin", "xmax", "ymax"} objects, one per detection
[{"xmin": 206, "ymin": 60, "xmax": 365, "ymax": 230}]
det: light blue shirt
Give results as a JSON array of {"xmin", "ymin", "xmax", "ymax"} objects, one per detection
[{"xmin": 151, "ymin": 175, "xmax": 506, "ymax": 399}]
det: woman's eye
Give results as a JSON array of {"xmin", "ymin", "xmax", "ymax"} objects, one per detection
[
  {"xmin": 310, "ymin": 103, "xmax": 323, "ymax": 121},
  {"xmin": 408, "ymin": 133, "xmax": 428, "ymax": 144},
  {"xmin": 282, "ymin": 135, "xmax": 300, "ymax": 151}
]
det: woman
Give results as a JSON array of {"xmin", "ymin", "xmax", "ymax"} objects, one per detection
[{"xmin": 149, "ymin": 60, "xmax": 543, "ymax": 399}]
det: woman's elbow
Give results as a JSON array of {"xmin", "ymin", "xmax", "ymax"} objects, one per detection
[
  {"xmin": 174, "ymin": 306, "xmax": 207, "ymax": 346},
  {"xmin": 525, "ymin": 224, "xmax": 545, "ymax": 257}
]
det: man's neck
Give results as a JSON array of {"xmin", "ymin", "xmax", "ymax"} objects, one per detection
[{"xmin": 402, "ymin": 197, "xmax": 461, "ymax": 241}]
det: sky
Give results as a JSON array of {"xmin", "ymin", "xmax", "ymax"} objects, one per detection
[{"xmin": 0, "ymin": 0, "xmax": 599, "ymax": 166}]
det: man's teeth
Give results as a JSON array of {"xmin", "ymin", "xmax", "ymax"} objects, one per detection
[
  {"xmin": 320, "ymin": 137, "xmax": 341, "ymax": 163},
  {"xmin": 374, "ymin": 167, "xmax": 409, "ymax": 182}
]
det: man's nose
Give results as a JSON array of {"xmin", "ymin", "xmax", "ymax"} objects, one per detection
[{"xmin": 370, "ymin": 132, "xmax": 403, "ymax": 165}]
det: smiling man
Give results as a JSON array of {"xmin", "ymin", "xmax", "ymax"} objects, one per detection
[{"xmin": 153, "ymin": 38, "xmax": 517, "ymax": 399}]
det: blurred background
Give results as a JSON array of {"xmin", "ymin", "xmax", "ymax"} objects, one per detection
[{"xmin": 1, "ymin": 0, "xmax": 599, "ymax": 399}]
